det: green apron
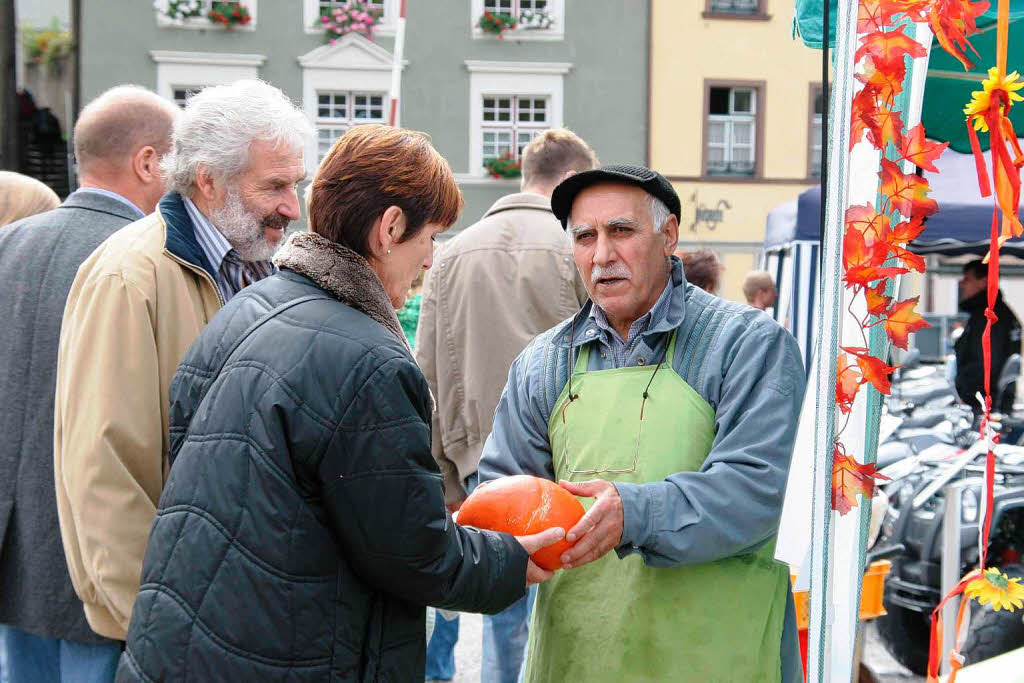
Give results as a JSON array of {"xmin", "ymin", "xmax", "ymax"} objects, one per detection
[{"xmin": 525, "ymin": 330, "xmax": 789, "ymax": 683}]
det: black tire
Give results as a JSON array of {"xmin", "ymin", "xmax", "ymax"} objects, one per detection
[
  {"xmin": 876, "ymin": 597, "xmax": 932, "ymax": 675},
  {"xmin": 961, "ymin": 564, "xmax": 1024, "ymax": 666}
]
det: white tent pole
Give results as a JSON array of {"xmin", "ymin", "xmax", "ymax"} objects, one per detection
[
  {"xmin": 806, "ymin": 1, "xmax": 859, "ymax": 679},
  {"xmin": 388, "ymin": 0, "xmax": 406, "ymax": 126}
]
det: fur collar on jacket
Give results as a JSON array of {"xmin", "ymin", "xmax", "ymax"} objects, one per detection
[{"xmin": 273, "ymin": 232, "xmax": 411, "ymax": 354}]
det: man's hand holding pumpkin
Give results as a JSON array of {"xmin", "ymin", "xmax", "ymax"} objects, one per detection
[
  {"xmin": 516, "ymin": 527, "xmax": 565, "ymax": 586},
  {"xmin": 557, "ymin": 479, "xmax": 624, "ymax": 570}
]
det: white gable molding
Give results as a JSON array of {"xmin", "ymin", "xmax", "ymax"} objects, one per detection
[{"xmin": 150, "ymin": 51, "xmax": 266, "ymax": 103}]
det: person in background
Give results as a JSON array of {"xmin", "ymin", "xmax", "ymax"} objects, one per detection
[
  {"xmin": 398, "ymin": 270, "xmax": 427, "ymax": 348},
  {"xmin": 0, "ymin": 171, "xmax": 59, "ymax": 227},
  {"xmin": 955, "ymin": 259, "xmax": 1022, "ymax": 414},
  {"xmin": 53, "ymin": 80, "xmax": 311, "ymax": 646},
  {"xmin": 676, "ymin": 246, "xmax": 723, "ymax": 294},
  {"xmin": 117, "ymin": 124, "xmax": 562, "ymax": 682},
  {"xmin": 416, "ymin": 129, "xmax": 597, "ymax": 683},
  {"xmin": 743, "ymin": 270, "xmax": 778, "ymax": 311},
  {"xmin": 0, "ymin": 85, "xmax": 178, "ymax": 683}
]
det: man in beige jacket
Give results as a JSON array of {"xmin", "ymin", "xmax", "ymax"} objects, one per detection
[
  {"xmin": 53, "ymin": 80, "xmax": 312, "ymax": 642},
  {"xmin": 415, "ymin": 129, "xmax": 597, "ymax": 682}
]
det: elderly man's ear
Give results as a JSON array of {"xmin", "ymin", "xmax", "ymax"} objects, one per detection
[{"xmin": 662, "ymin": 213, "xmax": 679, "ymax": 255}]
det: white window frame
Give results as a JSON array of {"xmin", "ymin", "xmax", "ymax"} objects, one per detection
[
  {"xmin": 151, "ymin": 51, "xmax": 265, "ymax": 104},
  {"xmin": 706, "ymin": 86, "xmax": 757, "ymax": 177},
  {"xmin": 708, "ymin": 0, "xmax": 760, "ymax": 14},
  {"xmin": 470, "ymin": 0, "xmax": 564, "ymax": 41},
  {"xmin": 302, "ymin": 0, "xmax": 397, "ymax": 38},
  {"xmin": 466, "ymin": 60, "xmax": 570, "ymax": 178},
  {"xmin": 480, "ymin": 95, "xmax": 550, "ymax": 165},
  {"xmin": 314, "ymin": 90, "xmax": 388, "ymax": 161},
  {"xmin": 155, "ymin": 0, "xmax": 258, "ymax": 31},
  {"xmin": 299, "ymin": 33, "xmax": 403, "ymax": 174}
]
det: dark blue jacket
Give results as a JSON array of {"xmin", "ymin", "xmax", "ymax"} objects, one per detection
[{"xmin": 118, "ymin": 234, "xmax": 528, "ymax": 682}]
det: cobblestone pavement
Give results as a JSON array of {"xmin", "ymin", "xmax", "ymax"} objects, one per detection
[{"xmin": 433, "ymin": 615, "xmax": 923, "ymax": 683}]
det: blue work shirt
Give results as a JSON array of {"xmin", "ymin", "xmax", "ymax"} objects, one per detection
[{"xmin": 478, "ymin": 257, "xmax": 807, "ymax": 682}]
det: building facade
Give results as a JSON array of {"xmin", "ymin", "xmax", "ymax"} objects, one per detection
[
  {"xmin": 649, "ymin": 0, "xmax": 822, "ymax": 303},
  {"xmin": 80, "ymin": 0, "xmax": 648, "ymax": 232}
]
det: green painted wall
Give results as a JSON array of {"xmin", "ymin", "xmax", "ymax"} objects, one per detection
[{"xmin": 81, "ymin": 0, "xmax": 648, "ymax": 233}]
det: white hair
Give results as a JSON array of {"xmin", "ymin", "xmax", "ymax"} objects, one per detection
[
  {"xmin": 162, "ymin": 79, "xmax": 314, "ymax": 194},
  {"xmin": 648, "ymin": 193, "xmax": 670, "ymax": 233}
]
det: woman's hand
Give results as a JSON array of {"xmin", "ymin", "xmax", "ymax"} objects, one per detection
[{"xmin": 515, "ymin": 527, "xmax": 565, "ymax": 586}]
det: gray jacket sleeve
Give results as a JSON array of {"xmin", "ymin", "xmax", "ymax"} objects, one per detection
[{"xmin": 613, "ymin": 319, "xmax": 806, "ymax": 568}]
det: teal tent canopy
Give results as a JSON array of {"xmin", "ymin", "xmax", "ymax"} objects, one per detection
[
  {"xmin": 794, "ymin": 1, "xmax": 1024, "ymax": 151},
  {"xmin": 793, "ymin": 0, "xmax": 1024, "ymax": 49}
]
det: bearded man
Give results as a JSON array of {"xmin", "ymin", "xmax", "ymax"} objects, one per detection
[{"xmin": 53, "ymin": 79, "xmax": 312, "ymax": 643}]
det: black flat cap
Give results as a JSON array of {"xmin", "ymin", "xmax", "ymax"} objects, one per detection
[{"xmin": 550, "ymin": 163, "xmax": 681, "ymax": 230}]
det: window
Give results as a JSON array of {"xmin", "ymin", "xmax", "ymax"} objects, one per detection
[
  {"xmin": 706, "ymin": 86, "xmax": 758, "ymax": 177},
  {"xmin": 706, "ymin": 0, "xmax": 762, "ymax": 15},
  {"xmin": 152, "ymin": 51, "xmax": 265, "ymax": 105},
  {"xmin": 466, "ymin": 60, "xmax": 569, "ymax": 177},
  {"xmin": 809, "ymin": 86, "xmax": 824, "ymax": 178},
  {"xmin": 172, "ymin": 87, "xmax": 203, "ymax": 108},
  {"xmin": 155, "ymin": 0, "xmax": 258, "ymax": 29},
  {"xmin": 316, "ymin": 90, "xmax": 386, "ymax": 160},
  {"xmin": 471, "ymin": 0, "xmax": 563, "ymax": 40},
  {"xmin": 483, "ymin": 0, "xmax": 546, "ymax": 12},
  {"xmin": 320, "ymin": 0, "xmax": 383, "ymax": 9},
  {"xmin": 481, "ymin": 95, "xmax": 548, "ymax": 164}
]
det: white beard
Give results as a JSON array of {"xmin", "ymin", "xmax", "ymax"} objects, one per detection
[{"xmin": 210, "ymin": 188, "xmax": 292, "ymax": 262}]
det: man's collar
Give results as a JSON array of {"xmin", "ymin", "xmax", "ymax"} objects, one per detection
[
  {"xmin": 182, "ymin": 196, "xmax": 233, "ymax": 273},
  {"xmin": 66, "ymin": 187, "xmax": 145, "ymax": 221},
  {"xmin": 482, "ymin": 192, "xmax": 553, "ymax": 219},
  {"xmin": 557, "ymin": 256, "xmax": 688, "ymax": 349}
]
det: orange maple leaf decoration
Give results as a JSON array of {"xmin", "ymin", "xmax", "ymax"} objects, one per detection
[
  {"xmin": 842, "ymin": 346, "xmax": 902, "ymax": 394},
  {"xmin": 859, "ymin": 0, "xmax": 886, "ymax": 32},
  {"xmin": 928, "ymin": 0, "xmax": 990, "ymax": 70},
  {"xmin": 889, "ymin": 217, "xmax": 926, "ymax": 243},
  {"xmin": 857, "ymin": 62, "xmax": 907, "ymax": 105},
  {"xmin": 900, "ymin": 124, "xmax": 950, "ymax": 172},
  {"xmin": 837, "ymin": 352, "xmax": 863, "ymax": 414},
  {"xmin": 833, "ymin": 446, "xmax": 890, "ymax": 516},
  {"xmin": 879, "ymin": 159, "xmax": 939, "ymax": 218},
  {"xmin": 866, "ymin": 106, "xmax": 906, "ymax": 150},
  {"xmin": 864, "ymin": 281, "xmax": 893, "ymax": 316},
  {"xmin": 878, "ymin": 0, "xmax": 932, "ymax": 23},
  {"xmin": 843, "ymin": 227, "xmax": 909, "ymax": 287},
  {"xmin": 845, "ymin": 203, "xmax": 891, "ymax": 245},
  {"xmin": 883, "ymin": 296, "xmax": 930, "ymax": 349},
  {"xmin": 855, "ymin": 30, "xmax": 929, "ymax": 72}
]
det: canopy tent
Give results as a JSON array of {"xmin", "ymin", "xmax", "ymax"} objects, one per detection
[
  {"xmin": 794, "ymin": 0, "xmax": 1024, "ymax": 153},
  {"xmin": 762, "ymin": 145, "xmax": 1024, "ymax": 368}
]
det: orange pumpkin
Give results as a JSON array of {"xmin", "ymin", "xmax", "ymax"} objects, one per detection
[{"xmin": 457, "ymin": 475, "xmax": 585, "ymax": 571}]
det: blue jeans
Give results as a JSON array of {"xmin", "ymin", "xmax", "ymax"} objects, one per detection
[
  {"xmin": 424, "ymin": 611, "xmax": 458, "ymax": 680},
  {"xmin": 0, "ymin": 625, "xmax": 120, "ymax": 683},
  {"xmin": 482, "ymin": 585, "xmax": 535, "ymax": 683}
]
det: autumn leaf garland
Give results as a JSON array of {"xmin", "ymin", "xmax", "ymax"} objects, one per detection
[{"xmin": 830, "ymin": 0, "xmax": 975, "ymax": 515}]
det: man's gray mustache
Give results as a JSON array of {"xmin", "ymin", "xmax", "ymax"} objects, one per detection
[{"xmin": 590, "ymin": 265, "xmax": 632, "ymax": 284}]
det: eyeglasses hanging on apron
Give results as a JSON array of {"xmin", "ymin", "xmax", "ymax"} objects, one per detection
[{"xmin": 558, "ymin": 315, "xmax": 665, "ymax": 476}]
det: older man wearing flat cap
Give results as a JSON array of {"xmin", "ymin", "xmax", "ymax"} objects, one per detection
[{"xmin": 477, "ymin": 164, "xmax": 806, "ymax": 682}]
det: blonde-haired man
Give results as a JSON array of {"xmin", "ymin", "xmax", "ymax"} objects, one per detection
[
  {"xmin": 416, "ymin": 129, "xmax": 598, "ymax": 682},
  {"xmin": 743, "ymin": 270, "xmax": 778, "ymax": 311}
]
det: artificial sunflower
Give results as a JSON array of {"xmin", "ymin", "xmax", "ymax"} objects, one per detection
[
  {"xmin": 965, "ymin": 567, "xmax": 1024, "ymax": 611},
  {"xmin": 964, "ymin": 67, "xmax": 1024, "ymax": 132}
]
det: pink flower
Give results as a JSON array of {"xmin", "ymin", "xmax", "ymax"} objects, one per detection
[
  {"xmin": 333, "ymin": 25, "xmax": 343, "ymax": 33},
  {"xmin": 321, "ymin": 14, "xmax": 329, "ymax": 23},
  {"xmin": 329, "ymin": 38, "xmax": 336, "ymax": 45},
  {"xmin": 332, "ymin": 8, "xmax": 343, "ymax": 16}
]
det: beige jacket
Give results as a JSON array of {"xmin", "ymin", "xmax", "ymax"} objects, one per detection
[
  {"xmin": 416, "ymin": 192, "xmax": 587, "ymax": 503},
  {"xmin": 54, "ymin": 196, "xmax": 221, "ymax": 640}
]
